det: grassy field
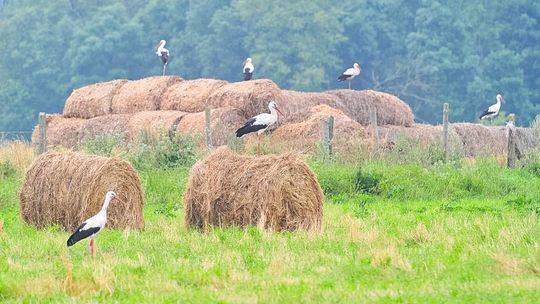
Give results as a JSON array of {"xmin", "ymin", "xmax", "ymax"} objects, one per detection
[{"xmin": 1, "ymin": 143, "xmax": 540, "ymax": 303}]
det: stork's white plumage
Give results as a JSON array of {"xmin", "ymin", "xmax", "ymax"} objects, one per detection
[
  {"xmin": 243, "ymin": 57, "xmax": 254, "ymax": 81},
  {"xmin": 236, "ymin": 101, "xmax": 284, "ymax": 155},
  {"xmin": 337, "ymin": 62, "xmax": 361, "ymax": 89},
  {"xmin": 155, "ymin": 40, "xmax": 170, "ymax": 76},
  {"xmin": 67, "ymin": 191, "xmax": 119, "ymax": 256},
  {"xmin": 479, "ymin": 94, "xmax": 505, "ymax": 122}
]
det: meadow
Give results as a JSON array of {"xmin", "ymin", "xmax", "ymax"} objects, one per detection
[{"xmin": 0, "ymin": 140, "xmax": 539, "ymax": 303}]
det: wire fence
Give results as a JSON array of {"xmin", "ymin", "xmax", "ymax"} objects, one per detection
[{"xmin": 0, "ymin": 131, "xmax": 32, "ymax": 144}]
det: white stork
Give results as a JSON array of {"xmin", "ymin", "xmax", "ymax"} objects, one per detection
[
  {"xmin": 337, "ymin": 62, "xmax": 361, "ymax": 89},
  {"xmin": 67, "ymin": 191, "xmax": 121, "ymax": 256},
  {"xmin": 155, "ymin": 40, "xmax": 170, "ymax": 76},
  {"xmin": 479, "ymin": 94, "xmax": 505, "ymax": 124},
  {"xmin": 243, "ymin": 57, "xmax": 254, "ymax": 81},
  {"xmin": 236, "ymin": 101, "xmax": 284, "ymax": 155}
]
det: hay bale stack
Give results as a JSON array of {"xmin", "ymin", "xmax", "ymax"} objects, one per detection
[
  {"xmin": 20, "ymin": 152, "xmax": 144, "ymax": 231},
  {"xmin": 184, "ymin": 147, "xmax": 323, "ymax": 232},
  {"xmin": 378, "ymin": 124, "xmax": 443, "ymax": 146},
  {"xmin": 127, "ymin": 111, "xmax": 186, "ymax": 139},
  {"xmin": 327, "ymin": 90, "xmax": 415, "ymax": 127},
  {"xmin": 111, "ymin": 76, "xmax": 182, "ymax": 114},
  {"xmin": 31, "ymin": 115, "xmax": 85, "ymax": 149},
  {"xmin": 452, "ymin": 123, "xmax": 507, "ymax": 157},
  {"xmin": 514, "ymin": 127, "xmax": 540, "ymax": 157},
  {"xmin": 176, "ymin": 107, "xmax": 246, "ymax": 146},
  {"xmin": 270, "ymin": 104, "xmax": 364, "ymax": 152},
  {"xmin": 161, "ymin": 79, "xmax": 228, "ymax": 112},
  {"xmin": 79, "ymin": 114, "xmax": 131, "ymax": 142},
  {"xmin": 206, "ymin": 79, "xmax": 282, "ymax": 118},
  {"xmin": 63, "ymin": 79, "xmax": 128, "ymax": 118}
]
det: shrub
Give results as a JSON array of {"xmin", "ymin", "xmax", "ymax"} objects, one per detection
[
  {"xmin": 80, "ymin": 134, "xmax": 123, "ymax": 156},
  {"xmin": 0, "ymin": 160, "xmax": 16, "ymax": 179},
  {"xmin": 354, "ymin": 167, "xmax": 381, "ymax": 195}
]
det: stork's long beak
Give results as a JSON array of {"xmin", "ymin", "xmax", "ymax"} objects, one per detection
[
  {"xmin": 154, "ymin": 41, "xmax": 161, "ymax": 51},
  {"xmin": 275, "ymin": 107, "xmax": 285, "ymax": 117},
  {"xmin": 501, "ymin": 96, "xmax": 505, "ymax": 104}
]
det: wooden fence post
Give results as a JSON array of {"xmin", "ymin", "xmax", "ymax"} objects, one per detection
[
  {"xmin": 204, "ymin": 108, "xmax": 213, "ymax": 150},
  {"xmin": 322, "ymin": 116, "xmax": 334, "ymax": 160},
  {"xmin": 442, "ymin": 103, "xmax": 449, "ymax": 162},
  {"xmin": 369, "ymin": 106, "xmax": 379, "ymax": 148},
  {"xmin": 507, "ymin": 113, "xmax": 516, "ymax": 168},
  {"xmin": 37, "ymin": 112, "xmax": 47, "ymax": 155}
]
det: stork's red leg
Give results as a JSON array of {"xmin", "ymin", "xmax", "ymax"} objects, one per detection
[
  {"xmin": 257, "ymin": 134, "xmax": 261, "ymax": 156},
  {"xmin": 90, "ymin": 239, "xmax": 95, "ymax": 257}
]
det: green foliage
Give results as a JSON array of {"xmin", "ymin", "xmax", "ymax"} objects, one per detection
[
  {"xmin": 354, "ymin": 167, "xmax": 380, "ymax": 195},
  {"xmin": 80, "ymin": 135, "xmax": 123, "ymax": 156},
  {"xmin": 0, "ymin": 160, "xmax": 16, "ymax": 179},
  {"xmin": 126, "ymin": 130, "xmax": 199, "ymax": 170}
]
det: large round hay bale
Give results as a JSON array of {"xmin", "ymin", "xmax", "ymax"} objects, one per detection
[
  {"xmin": 63, "ymin": 79, "xmax": 128, "ymax": 119},
  {"xmin": 278, "ymin": 91, "xmax": 342, "ymax": 124},
  {"xmin": 127, "ymin": 110, "xmax": 187, "ymax": 140},
  {"xmin": 161, "ymin": 79, "xmax": 228, "ymax": 112},
  {"xmin": 327, "ymin": 90, "xmax": 415, "ymax": 127},
  {"xmin": 20, "ymin": 152, "xmax": 144, "ymax": 231},
  {"xmin": 31, "ymin": 115, "xmax": 85, "ymax": 149},
  {"xmin": 79, "ymin": 114, "xmax": 131, "ymax": 142},
  {"xmin": 111, "ymin": 76, "xmax": 182, "ymax": 114},
  {"xmin": 184, "ymin": 147, "xmax": 323, "ymax": 232},
  {"xmin": 206, "ymin": 79, "xmax": 282, "ymax": 118},
  {"xmin": 176, "ymin": 107, "xmax": 246, "ymax": 146},
  {"xmin": 452, "ymin": 123, "xmax": 507, "ymax": 157},
  {"xmin": 269, "ymin": 104, "xmax": 364, "ymax": 153}
]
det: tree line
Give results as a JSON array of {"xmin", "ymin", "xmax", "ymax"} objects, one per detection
[{"xmin": 0, "ymin": 0, "xmax": 538, "ymax": 131}]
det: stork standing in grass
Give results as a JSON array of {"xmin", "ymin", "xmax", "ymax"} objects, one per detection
[
  {"xmin": 337, "ymin": 62, "xmax": 361, "ymax": 89},
  {"xmin": 243, "ymin": 57, "xmax": 254, "ymax": 81},
  {"xmin": 479, "ymin": 94, "xmax": 505, "ymax": 124},
  {"xmin": 155, "ymin": 40, "xmax": 170, "ymax": 76},
  {"xmin": 236, "ymin": 101, "xmax": 284, "ymax": 155},
  {"xmin": 67, "ymin": 191, "xmax": 120, "ymax": 257}
]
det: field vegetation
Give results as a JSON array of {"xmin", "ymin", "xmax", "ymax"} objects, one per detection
[{"xmin": 0, "ymin": 138, "xmax": 539, "ymax": 302}]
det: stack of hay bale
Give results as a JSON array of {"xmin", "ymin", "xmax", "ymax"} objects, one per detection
[{"xmin": 32, "ymin": 75, "xmax": 538, "ymax": 158}]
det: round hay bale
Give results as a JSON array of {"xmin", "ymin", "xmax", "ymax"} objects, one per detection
[
  {"xmin": 184, "ymin": 147, "xmax": 324, "ymax": 232},
  {"xmin": 111, "ymin": 76, "xmax": 182, "ymax": 114},
  {"xmin": 278, "ymin": 90, "xmax": 342, "ymax": 124},
  {"xmin": 63, "ymin": 79, "xmax": 128, "ymax": 119},
  {"xmin": 452, "ymin": 123, "xmax": 507, "ymax": 157},
  {"xmin": 20, "ymin": 152, "xmax": 144, "ymax": 231},
  {"xmin": 31, "ymin": 115, "xmax": 85, "ymax": 149},
  {"xmin": 79, "ymin": 114, "xmax": 131, "ymax": 142},
  {"xmin": 161, "ymin": 79, "xmax": 228, "ymax": 112},
  {"xmin": 176, "ymin": 107, "xmax": 246, "ymax": 146},
  {"xmin": 127, "ymin": 110, "xmax": 187, "ymax": 140},
  {"xmin": 206, "ymin": 79, "xmax": 282, "ymax": 118},
  {"xmin": 269, "ymin": 104, "xmax": 364, "ymax": 153},
  {"xmin": 327, "ymin": 90, "xmax": 415, "ymax": 127}
]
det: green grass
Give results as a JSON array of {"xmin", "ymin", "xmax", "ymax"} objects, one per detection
[{"xmin": 1, "ymin": 161, "xmax": 540, "ymax": 303}]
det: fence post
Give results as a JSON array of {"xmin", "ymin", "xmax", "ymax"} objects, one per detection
[
  {"xmin": 204, "ymin": 108, "xmax": 213, "ymax": 149},
  {"xmin": 442, "ymin": 103, "xmax": 449, "ymax": 162},
  {"xmin": 369, "ymin": 106, "xmax": 379, "ymax": 148},
  {"xmin": 37, "ymin": 112, "xmax": 47, "ymax": 155},
  {"xmin": 507, "ymin": 113, "xmax": 516, "ymax": 168},
  {"xmin": 322, "ymin": 116, "xmax": 334, "ymax": 160}
]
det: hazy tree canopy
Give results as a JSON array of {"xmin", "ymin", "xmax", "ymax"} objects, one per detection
[{"xmin": 0, "ymin": 0, "xmax": 538, "ymax": 131}]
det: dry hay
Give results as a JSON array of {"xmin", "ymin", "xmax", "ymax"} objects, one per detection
[
  {"xmin": 31, "ymin": 115, "xmax": 85, "ymax": 149},
  {"xmin": 452, "ymin": 123, "xmax": 507, "ymax": 157},
  {"xmin": 206, "ymin": 79, "xmax": 282, "ymax": 118},
  {"xmin": 327, "ymin": 90, "xmax": 415, "ymax": 127},
  {"xmin": 20, "ymin": 152, "xmax": 144, "ymax": 231},
  {"xmin": 127, "ymin": 111, "xmax": 187, "ymax": 140},
  {"xmin": 278, "ymin": 90, "xmax": 414, "ymax": 127},
  {"xmin": 63, "ymin": 79, "xmax": 128, "ymax": 119},
  {"xmin": 184, "ymin": 147, "xmax": 323, "ymax": 232},
  {"xmin": 514, "ymin": 127, "xmax": 540, "ymax": 157},
  {"xmin": 111, "ymin": 76, "xmax": 182, "ymax": 114},
  {"xmin": 79, "ymin": 114, "xmax": 132, "ymax": 142},
  {"xmin": 176, "ymin": 107, "xmax": 246, "ymax": 146},
  {"xmin": 269, "ymin": 104, "xmax": 364, "ymax": 153},
  {"xmin": 161, "ymin": 79, "xmax": 228, "ymax": 112}
]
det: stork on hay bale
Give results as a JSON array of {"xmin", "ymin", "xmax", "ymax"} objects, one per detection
[
  {"xmin": 184, "ymin": 147, "xmax": 324, "ymax": 232},
  {"xmin": 20, "ymin": 152, "xmax": 144, "ymax": 231}
]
